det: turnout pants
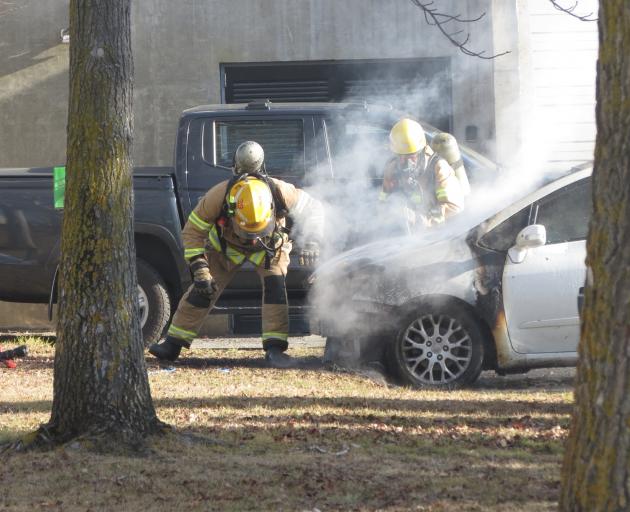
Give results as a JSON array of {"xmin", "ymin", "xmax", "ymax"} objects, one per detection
[{"xmin": 167, "ymin": 243, "xmax": 291, "ymax": 351}]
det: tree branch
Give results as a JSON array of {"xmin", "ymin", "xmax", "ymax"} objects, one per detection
[
  {"xmin": 548, "ymin": 0, "xmax": 598, "ymax": 22},
  {"xmin": 410, "ymin": 0, "xmax": 510, "ymax": 60}
]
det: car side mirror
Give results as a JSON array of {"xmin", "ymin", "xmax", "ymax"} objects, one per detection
[{"xmin": 508, "ymin": 224, "xmax": 546, "ymax": 263}]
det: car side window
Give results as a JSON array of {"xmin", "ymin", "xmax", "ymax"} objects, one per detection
[
  {"xmin": 208, "ymin": 119, "xmax": 305, "ymax": 178},
  {"xmin": 533, "ymin": 178, "xmax": 592, "ymax": 244},
  {"xmin": 478, "ymin": 206, "xmax": 531, "ymax": 252}
]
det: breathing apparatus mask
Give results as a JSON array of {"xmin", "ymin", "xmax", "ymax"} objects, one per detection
[{"xmin": 399, "ymin": 151, "xmax": 426, "ymax": 188}]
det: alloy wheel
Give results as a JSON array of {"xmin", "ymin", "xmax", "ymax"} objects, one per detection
[{"xmin": 400, "ymin": 313, "xmax": 472, "ymax": 385}]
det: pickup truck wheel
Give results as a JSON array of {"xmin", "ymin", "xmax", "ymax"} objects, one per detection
[
  {"xmin": 387, "ymin": 302, "xmax": 484, "ymax": 389},
  {"xmin": 137, "ymin": 259, "xmax": 170, "ymax": 347}
]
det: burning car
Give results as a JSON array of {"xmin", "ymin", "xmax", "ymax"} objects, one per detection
[{"xmin": 309, "ymin": 164, "xmax": 592, "ymax": 388}]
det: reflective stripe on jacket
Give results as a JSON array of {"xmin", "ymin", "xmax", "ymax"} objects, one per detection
[{"xmin": 206, "ymin": 223, "xmax": 267, "ymax": 266}]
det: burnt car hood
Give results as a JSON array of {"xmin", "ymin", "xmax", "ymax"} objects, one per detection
[
  {"xmin": 309, "ymin": 218, "xmax": 483, "ymax": 333},
  {"xmin": 313, "ymin": 205, "xmax": 497, "ymax": 282},
  {"xmin": 312, "ymin": 164, "xmax": 594, "ymax": 293}
]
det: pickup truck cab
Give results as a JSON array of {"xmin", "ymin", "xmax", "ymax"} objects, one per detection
[{"xmin": 0, "ymin": 101, "xmax": 497, "ymax": 344}]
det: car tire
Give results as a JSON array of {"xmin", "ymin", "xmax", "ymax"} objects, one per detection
[
  {"xmin": 387, "ymin": 301, "xmax": 484, "ymax": 389},
  {"xmin": 137, "ymin": 258, "xmax": 171, "ymax": 347}
]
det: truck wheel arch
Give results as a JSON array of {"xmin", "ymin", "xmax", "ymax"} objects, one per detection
[
  {"xmin": 134, "ymin": 231, "xmax": 187, "ymax": 309},
  {"xmin": 48, "ymin": 229, "xmax": 188, "ymax": 344},
  {"xmin": 47, "ymin": 255, "xmax": 173, "ymax": 346}
]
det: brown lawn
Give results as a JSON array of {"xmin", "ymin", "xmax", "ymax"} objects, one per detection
[{"xmin": 0, "ymin": 339, "xmax": 574, "ymax": 511}]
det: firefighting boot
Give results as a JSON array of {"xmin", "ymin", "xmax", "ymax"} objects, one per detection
[
  {"xmin": 148, "ymin": 336, "xmax": 183, "ymax": 362},
  {"xmin": 264, "ymin": 346, "xmax": 296, "ymax": 369}
]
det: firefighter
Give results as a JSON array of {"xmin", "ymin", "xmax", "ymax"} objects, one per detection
[
  {"xmin": 149, "ymin": 141, "xmax": 323, "ymax": 368},
  {"xmin": 380, "ymin": 118, "xmax": 464, "ymax": 228}
]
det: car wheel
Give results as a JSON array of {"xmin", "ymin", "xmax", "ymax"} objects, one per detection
[
  {"xmin": 137, "ymin": 259, "xmax": 171, "ymax": 347},
  {"xmin": 388, "ymin": 301, "xmax": 484, "ymax": 389}
]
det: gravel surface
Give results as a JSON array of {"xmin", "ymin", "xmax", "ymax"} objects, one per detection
[{"xmin": 193, "ymin": 334, "xmax": 326, "ymax": 349}]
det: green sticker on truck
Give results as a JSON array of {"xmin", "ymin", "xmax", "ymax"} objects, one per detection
[{"xmin": 54, "ymin": 166, "xmax": 65, "ymax": 209}]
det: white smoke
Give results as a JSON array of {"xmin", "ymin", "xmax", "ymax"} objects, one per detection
[{"xmin": 302, "ymin": 64, "xmax": 589, "ymax": 364}]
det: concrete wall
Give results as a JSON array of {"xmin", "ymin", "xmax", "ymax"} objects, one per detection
[
  {"xmin": 0, "ymin": 0, "xmax": 497, "ymax": 168},
  {"xmin": 491, "ymin": 0, "xmax": 532, "ymax": 169},
  {"xmin": 0, "ymin": 1, "xmax": 69, "ymax": 168}
]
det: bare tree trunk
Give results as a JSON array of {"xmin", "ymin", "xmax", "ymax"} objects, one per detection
[
  {"xmin": 47, "ymin": 0, "xmax": 159, "ymax": 443},
  {"xmin": 560, "ymin": 2, "xmax": 630, "ymax": 510}
]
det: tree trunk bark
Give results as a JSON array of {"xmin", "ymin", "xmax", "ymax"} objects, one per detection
[
  {"xmin": 560, "ymin": 2, "xmax": 630, "ymax": 510},
  {"xmin": 48, "ymin": 0, "xmax": 158, "ymax": 442}
]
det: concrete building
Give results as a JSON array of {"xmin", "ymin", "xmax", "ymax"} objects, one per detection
[{"xmin": 0, "ymin": 0, "xmax": 598, "ymax": 333}]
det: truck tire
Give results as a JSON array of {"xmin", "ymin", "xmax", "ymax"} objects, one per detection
[{"xmin": 137, "ymin": 258, "xmax": 170, "ymax": 347}]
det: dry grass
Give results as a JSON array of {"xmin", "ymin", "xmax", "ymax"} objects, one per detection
[{"xmin": 0, "ymin": 339, "xmax": 574, "ymax": 511}]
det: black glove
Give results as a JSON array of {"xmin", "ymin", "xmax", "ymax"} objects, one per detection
[
  {"xmin": 298, "ymin": 241, "xmax": 320, "ymax": 267},
  {"xmin": 190, "ymin": 258, "xmax": 217, "ymax": 299},
  {"xmin": 193, "ymin": 277, "xmax": 217, "ymax": 299}
]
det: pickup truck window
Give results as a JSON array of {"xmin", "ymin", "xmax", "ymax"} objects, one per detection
[
  {"xmin": 207, "ymin": 120, "xmax": 305, "ymax": 178},
  {"xmin": 324, "ymin": 118, "xmax": 390, "ymax": 180}
]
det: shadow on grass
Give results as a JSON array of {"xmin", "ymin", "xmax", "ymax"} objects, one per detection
[
  {"xmin": 158, "ymin": 395, "xmax": 574, "ymax": 419},
  {"xmin": 0, "ymin": 424, "xmax": 562, "ymax": 511},
  {"xmin": 0, "ymin": 392, "xmax": 574, "ymax": 419}
]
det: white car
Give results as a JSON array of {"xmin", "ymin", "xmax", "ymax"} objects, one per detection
[{"xmin": 310, "ymin": 164, "xmax": 592, "ymax": 388}]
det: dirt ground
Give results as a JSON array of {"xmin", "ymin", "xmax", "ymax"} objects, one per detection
[{"xmin": 0, "ymin": 338, "xmax": 575, "ymax": 511}]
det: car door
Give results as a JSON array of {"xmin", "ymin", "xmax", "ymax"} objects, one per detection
[
  {"xmin": 0, "ymin": 175, "xmax": 62, "ymax": 301},
  {"xmin": 502, "ymin": 177, "xmax": 591, "ymax": 354}
]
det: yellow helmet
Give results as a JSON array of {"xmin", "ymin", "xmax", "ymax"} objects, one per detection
[
  {"xmin": 389, "ymin": 118, "xmax": 426, "ymax": 155},
  {"xmin": 228, "ymin": 177, "xmax": 275, "ymax": 240}
]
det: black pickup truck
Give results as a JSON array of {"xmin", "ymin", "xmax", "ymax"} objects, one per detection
[{"xmin": 0, "ymin": 101, "xmax": 497, "ymax": 344}]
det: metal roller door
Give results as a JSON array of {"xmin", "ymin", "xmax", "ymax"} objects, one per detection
[{"xmin": 222, "ymin": 59, "xmax": 453, "ymax": 132}]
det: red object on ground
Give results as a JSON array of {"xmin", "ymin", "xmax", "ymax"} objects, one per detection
[
  {"xmin": 3, "ymin": 358, "xmax": 16, "ymax": 368},
  {"xmin": 0, "ymin": 344, "xmax": 20, "ymax": 368}
]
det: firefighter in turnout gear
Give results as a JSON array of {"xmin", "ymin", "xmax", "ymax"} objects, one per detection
[
  {"xmin": 149, "ymin": 141, "xmax": 324, "ymax": 368},
  {"xmin": 380, "ymin": 119, "xmax": 464, "ymax": 228}
]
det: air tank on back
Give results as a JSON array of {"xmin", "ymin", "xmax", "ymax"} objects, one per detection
[{"xmin": 430, "ymin": 132, "xmax": 471, "ymax": 197}]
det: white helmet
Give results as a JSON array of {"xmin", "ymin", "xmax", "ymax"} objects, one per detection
[{"xmin": 234, "ymin": 141, "xmax": 265, "ymax": 175}]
